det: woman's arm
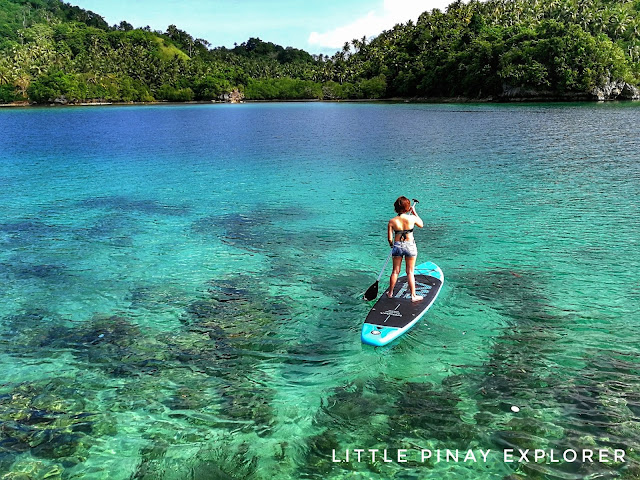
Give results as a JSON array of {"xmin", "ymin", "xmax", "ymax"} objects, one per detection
[
  {"xmin": 387, "ymin": 220, "xmax": 394, "ymax": 246},
  {"xmin": 411, "ymin": 205, "xmax": 424, "ymax": 228}
]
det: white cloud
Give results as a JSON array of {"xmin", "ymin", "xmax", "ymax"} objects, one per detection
[{"xmin": 309, "ymin": 0, "xmax": 452, "ymax": 50}]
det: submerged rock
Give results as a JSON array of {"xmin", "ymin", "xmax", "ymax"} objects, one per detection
[
  {"xmin": 173, "ymin": 276, "xmax": 289, "ymax": 433},
  {"xmin": 4, "ymin": 312, "xmax": 173, "ymax": 378},
  {"xmin": 392, "ymin": 381, "xmax": 477, "ymax": 444},
  {"xmin": 190, "ymin": 204, "xmax": 315, "ymax": 256},
  {"xmin": 0, "ymin": 377, "xmax": 116, "ymax": 471},
  {"xmin": 1, "ymin": 260, "xmax": 69, "ymax": 280},
  {"xmin": 0, "ymin": 221, "xmax": 63, "ymax": 248},
  {"xmin": 134, "ymin": 442, "xmax": 258, "ymax": 480},
  {"xmin": 78, "ymin": 195, "xmax": 190, "ymax": 216}
]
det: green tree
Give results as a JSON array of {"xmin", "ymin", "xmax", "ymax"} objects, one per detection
[
  {"xmin": 0, "ymin": 84, "xmax": 19, "ymax": 103},
  {"xmin": 27, "ymin": 71, "xmax": 80, "ymax": 102}
]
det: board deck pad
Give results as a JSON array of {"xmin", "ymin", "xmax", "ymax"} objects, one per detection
[
  {"xmin": 365, "ymin": 274, "xmax": 442, "ymax": 328},
  {"xmin": 362, "ymin": 261, "xmax": 443, "ymax": 346}
]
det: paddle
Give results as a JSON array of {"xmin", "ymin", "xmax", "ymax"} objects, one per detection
[
  {"xmin": 363, "ymin": 250, "xmax": 392, "ymax": 301},
  {"xmin": 363, "ymin": 199, "xmax": 419, "ymax": 301}
]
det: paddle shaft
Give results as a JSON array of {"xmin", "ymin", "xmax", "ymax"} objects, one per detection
[{"xmin": 376, "ymin": 250, "xmax": 393, "ymax": 282}]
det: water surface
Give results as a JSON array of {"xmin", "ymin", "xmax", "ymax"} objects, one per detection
[{"xmin": 0, "ymin": 102, "xmax": 639, "ymax": 479}]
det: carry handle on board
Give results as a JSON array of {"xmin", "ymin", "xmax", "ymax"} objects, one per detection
[{"xmin": 363, "ymin": 199, "xmax": 419, "ymax": 301}]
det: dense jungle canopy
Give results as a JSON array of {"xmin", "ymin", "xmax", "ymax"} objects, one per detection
[{"xmin": 1, "ymin": 0, "xmax": 639, "ymax": 103}]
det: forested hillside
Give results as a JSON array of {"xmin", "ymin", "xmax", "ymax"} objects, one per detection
[{"xmin": 1, "ymin": 0, "xmax": 639, "ymax": 104}]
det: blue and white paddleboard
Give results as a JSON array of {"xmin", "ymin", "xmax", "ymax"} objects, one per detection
[{"xmin": 361, "ymin": 261, "xmax": 443, "ymax": 347}]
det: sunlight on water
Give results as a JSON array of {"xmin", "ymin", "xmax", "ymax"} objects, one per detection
[{"xmin": 0, "ymin": 102, "xmax": 639, "ymax": 479}]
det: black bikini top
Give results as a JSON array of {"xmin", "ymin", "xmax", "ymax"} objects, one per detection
[{"xmin": 394, "ymin": 228, "xmax": 414, "ymax": 241}]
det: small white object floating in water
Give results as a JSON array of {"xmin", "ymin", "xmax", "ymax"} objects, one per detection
[{"xmin": 511, "ymin": 405, "xmax": 520, "ymax": 413}]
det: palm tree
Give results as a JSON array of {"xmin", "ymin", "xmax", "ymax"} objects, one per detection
[
  {"xmin": 14, "ymin": 74, "xmax": 31, "ymax": 97},
  {"xmin": 0, "ymin": 68, "xmax": 9, "ymax": 85},
  {"xmin": 342, "ymin": 41, "xmax": 351, "ymax": 59},
  {"xmin": 628, "ymin": 20, "xmax": 640, "ymax": 41},
  {"xmin": 611, "ymin": 10, "xmax": 631, "ymax": 38}
]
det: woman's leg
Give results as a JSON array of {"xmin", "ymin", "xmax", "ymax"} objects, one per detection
[
  {"xmin": 387, "ymin": 256, "xmax": 403, "ymax": 298},
  {"xmin": 405, "ymin": 256, "xmax": 423, "ymax": 302}
]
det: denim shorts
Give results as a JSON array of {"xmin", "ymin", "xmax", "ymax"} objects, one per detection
[{"xmin": 391, "ymin": 241, "xmax": 417, "ymax": 257}]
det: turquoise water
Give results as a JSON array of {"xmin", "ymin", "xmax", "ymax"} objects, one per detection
[{"xmin": 0, "ymin": 102, "xmax": 639, "ymax": 479}]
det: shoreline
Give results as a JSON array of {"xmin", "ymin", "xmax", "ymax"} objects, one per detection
[{"xmin": 2, "ymin": 95, "xmax": 639, "ymax": 109}]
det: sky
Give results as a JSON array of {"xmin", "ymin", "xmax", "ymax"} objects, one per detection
[{"xmin": 69, "ymin": 0, "xmax": 454, "ymax": 55}]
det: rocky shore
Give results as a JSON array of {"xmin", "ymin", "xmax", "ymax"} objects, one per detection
[
  {"xmin": 2, "ymin": 82, "xmax": 639, "ymax": 107},
  {"xmin": 498, "ymin": 81, "xmax": 640, "ymax": 102}
]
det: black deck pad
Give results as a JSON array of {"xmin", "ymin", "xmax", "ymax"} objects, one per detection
[{"xmin": 365, "ymin": 274, "xmax": 442, "ymax": 328}]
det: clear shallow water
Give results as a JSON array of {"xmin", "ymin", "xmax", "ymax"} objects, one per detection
[{"xmin": 0, "ymin": 102, "xmax": 639, "ymax": 479}]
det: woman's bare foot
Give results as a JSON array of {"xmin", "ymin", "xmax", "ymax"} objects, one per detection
[
  {"xmin": 411, "ymin": 295, "xmax": 424, "ymax": 302},
  {"xmin": 386, "ymin": 290, "xmax": 394, "ymax": 298}
]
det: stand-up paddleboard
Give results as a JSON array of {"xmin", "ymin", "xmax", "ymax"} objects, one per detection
[{"xmin": 362, "ymin": 261, "xmax": 443, "ymax": 346}]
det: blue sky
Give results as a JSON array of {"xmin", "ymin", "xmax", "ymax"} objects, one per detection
[{"xmin": 70, "ymin": 0, "xmax": 452, "ymax": 55}]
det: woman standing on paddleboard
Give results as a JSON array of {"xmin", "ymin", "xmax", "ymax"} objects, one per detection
[{"xmin": 387, "ymin": 196, "xmax": 424, "ymax": 301}]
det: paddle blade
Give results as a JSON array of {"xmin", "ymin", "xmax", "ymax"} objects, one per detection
[{"xmin": 363, "ymin": 281, "xmax": 379, "ymax": 301}]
